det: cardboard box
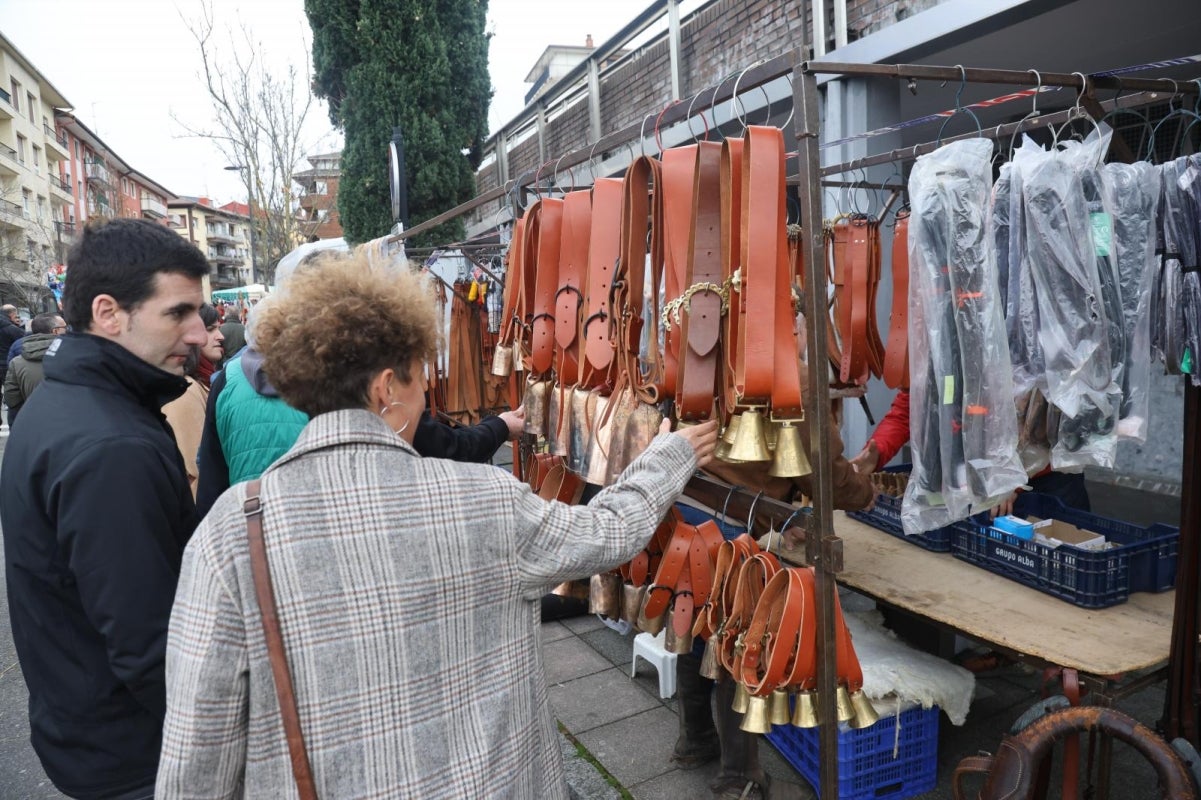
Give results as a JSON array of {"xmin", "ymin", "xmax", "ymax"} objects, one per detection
[{"xmin": 1029, "ymin": 517, "xmax": 1108, "ymax": 550}]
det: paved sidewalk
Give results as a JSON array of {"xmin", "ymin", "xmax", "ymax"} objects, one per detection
[{"xmin": 543, "ymin": 612, "xmax": 1169, "ymax": 799}]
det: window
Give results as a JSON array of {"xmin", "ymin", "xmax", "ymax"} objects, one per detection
[
  {"xmin": 315, "ymin": 180, "xmax": 328, "ymax": 194},
  {"xmin": 32, "ymin": 145, "xmax": 40, "ymax": 173},
  {"xmin": 22, "ymin": 189, "xmax": 31, "ymax": 217},
  {"xmin": 10, "ymin": 79, "xmax": 19, "ymax": 112},
  {"xmin": 26, "ymin": 92, "xmax": 35, "ymax": 123},
  {"xmin": 37, "ymin": 195, "xmax": 46, "ymax": 221},
  {"xmin": 16, "ymin": 135, "xmax": 26, "ymax": 164}
]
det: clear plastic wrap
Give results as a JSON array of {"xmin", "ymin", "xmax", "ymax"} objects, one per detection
[
  {"xmin": 1154, "ymin": 158, "xmax": 1189, "ymax": 376},
  {"xmin": 1100, "ymin": 161, "xmax": 1160, "ymax": 440},
  {"xmin": 1021, "ymin": 128, "xmax": 1120, "ymax": 468},
  {"xmin": 1005, "ymin": 137, "xmax": 1051, "ymax": 473},
  {"xmin": 903, "ymin": 138, "xmax": 1026, "ymax": 535},
  {"xmin": 1176, "ymin": 155, "xmax": 1201, "ymax": 385}
]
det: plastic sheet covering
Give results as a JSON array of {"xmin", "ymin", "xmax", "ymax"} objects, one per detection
[
  {"xmin": 1175, "ymin": 155, "xmax": 1201, "ymax": 384},
  {"xmin": 1100, "ymin": 161, "xmax": 1160, "ymax": 439},
  {"xmin": 1152, "ymin": 157, "xmax": 1193, "ymax": 379},
  {"xmin": 903, "ymin": 138, "xmax": 1025, "ymax": 535},
  {"xmin": 1005, "ymin": 138, "xmax": 1051, "ymax": 473},
  {"xmin": 992, "ymin": 164, "xmax": 1012, "ymax": 309},
  {"xmin": 1021, "ymin": 127, "xmax": 1120, "ymax": 468}
]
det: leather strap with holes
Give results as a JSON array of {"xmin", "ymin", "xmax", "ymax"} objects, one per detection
[
  {"xmin": 692, "ymin": 532, "xmax": 757, "ymax": 640},
  {"xmin": 675, "ymin": 140, "xmax": 725, "ymax": 421},
  {"xmin": 883, "ymin": 209, "xmax": 911, "ymax": 389},
  {"xmin": 720, "ymin": 550, "xmax": 781, "ymax": 674},
  {"xmin": 719, "ymin": 138, "xmax": 744, "ymax": 423},
  {"xmin": 244, "ymin": 480, "xmax": 318, "ymax": 800},
  {"xmin": 581, "ymin": 178, "xmax": 623, "ymax": 389},
  {"xmin": 554, "ymin": 190, "xmax": 591, "ymax": 386},
  {"xmin": 528, "ymin": 198, "xmax": 563, "ymax": 377},
  {"xmin": 613, "ymin": 156, "xmax": 666, "ymax": 404},
  {"xmin": 660, "ymin": 146, "xmax": 697, "ymax": 399},
  {"xmin": 498, "ymin": 216, "xmax": 526, "ymax": 352},
  {"xmin": 737, "ymin": 567, "xmax": 804, "ymax": 697}
]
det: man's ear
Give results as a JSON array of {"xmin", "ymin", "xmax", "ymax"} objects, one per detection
[{"xmin": 90, "ymin": 294, "xmax": 124, "ymax": 337}]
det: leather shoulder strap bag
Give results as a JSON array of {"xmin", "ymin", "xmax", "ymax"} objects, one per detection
[{"xmin": 244, "ymin": 479, "xmax": 318, "ymax": 800}]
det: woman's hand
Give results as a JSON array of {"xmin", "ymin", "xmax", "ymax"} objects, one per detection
[
  {"xmin": 499, "ymin": 405, "xmax": 526, "ymax": 440},
  {"xmin": 659, "ymin": 418, "xmax": 720, "ymax": 468},
  {"xmin": 849, "ymin": 439, "xmax": 880, "ymax": 474}
]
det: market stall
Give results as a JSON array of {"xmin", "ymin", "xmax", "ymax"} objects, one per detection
[{"xmin": 390, "ymin": 45, "xmax": 1201, "ymax": 798}]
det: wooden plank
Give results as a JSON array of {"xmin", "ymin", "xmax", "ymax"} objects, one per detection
[{"xmin": 819, "ymin": 513, "xmax": 1174, "ymax": 677}]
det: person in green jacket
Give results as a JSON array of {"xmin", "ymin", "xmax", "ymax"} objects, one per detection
[{"xmin": 3, "ymin": 312, "xmax": 66, "ymax": 425}]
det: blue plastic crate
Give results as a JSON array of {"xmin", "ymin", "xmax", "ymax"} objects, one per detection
[
  {"xmin": 847, "ymin": 466, "xmax": 955, "ymax": 553},
  {"xmin": 951, "ymin": 493, "xmax": 1179, "ymax": 609},
  {"xmin": 765, "ymin": 705, "xmax": 939, "ymax": 800}
]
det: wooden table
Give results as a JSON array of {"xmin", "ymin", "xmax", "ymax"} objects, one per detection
[{"xmin": 825, "ymin": 512, "xmax": 1175, "ymax": 678}]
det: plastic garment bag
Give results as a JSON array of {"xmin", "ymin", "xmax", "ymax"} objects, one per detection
[
  {"xmin": 1020, "ymin": 127, "xmax": 1120, "ymax": 468},
  {"xmin": 903, "ymin": 138, "xmax": 1026, "ymax": 535},
  {"xmin": 1100, "ymin": 161, "xmax": 1160, "ymax": 439},
  {"xmin": 1153, "ymin": 157, "xmax": 1192, "ymax": 377},
  {"xmin": 1005, "ymin": 138, "xmax": 1052, "ymax": 473},
  {"xmin": 1175, "ymin": 155, "xmax": 1201, "ymax": 384}
]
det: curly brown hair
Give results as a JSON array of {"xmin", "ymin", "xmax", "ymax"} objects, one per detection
[{"xmin": 252, "ymin": 251, "xmax": 441, "ymax": 416}]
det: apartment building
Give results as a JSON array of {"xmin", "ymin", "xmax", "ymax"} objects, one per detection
[
  {"xmin": 294, "ymin": 151, "xmax": 343, "ymax": 240},
  {"xmin": 168, "ymin": 197, "xmax": 251, "ymax": 292},
  {"xmin": 0, "ymin": 31, "xmax": 72, "ymax": 312}
]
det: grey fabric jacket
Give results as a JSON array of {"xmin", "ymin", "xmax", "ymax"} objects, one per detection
[
  {"xmin": 3, "ymin": 333, "xmax": 56, "ymax": 420},
  {"xmin": 158, "ymin": 408, "xmax": 695, "ymax": 799}
]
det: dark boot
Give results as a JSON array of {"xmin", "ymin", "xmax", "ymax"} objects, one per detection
[
  {"xmin": 710, "ymin": 673, "xmax": 768, "ymax": 797},
  {"xmin": 671, "ymin": 650, "xmax": 721, "ymax": 769}
]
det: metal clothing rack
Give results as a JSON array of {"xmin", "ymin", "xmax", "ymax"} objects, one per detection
[{"xmin": 398, "ymin": 45, "xmax": 1197, "ymax": 796}]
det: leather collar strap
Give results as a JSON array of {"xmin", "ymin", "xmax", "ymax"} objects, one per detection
[
  {"xmin": 719, "ymin": 138, "xmax": 744, "ymax": 423},
  {"xmin": 882, "ymin": 209, "xmax": 911, "ymax": 389},
  {"xmin": 692, "ymin": 532, "xmax": 757, "ymax": 640},
  {"xmin": 840, "ymin": 217, "xmax": 871, "ymax": 384},
  {"xmin": 736, "ymin": 126, "xmax": 784, "ymax": 406},
  {"xmin": 498, "ymin": 216, "xmax": 527, "ymax": 352},
  {"xmin": 737, "ymin": 566, "xmax": 804, "ymax": 697},
  {"xmin": 622, "ymin": 511, "xmax": 674, "ymax": 586},
  {"xmin": 528, "ymin": 198, "xmax": 563, "ymax": 377},
  {"xmin": 581, "ymin": 178, "xmax": 624, "ymax": 389},
  {"xmin": 833, "ymin": 588, "xmax": 866, "ymax": 693},
  {"xmin": 784, "ymin": 567, "xmax": 818, "ymax": 689},
  {"xmin": 555, "ymin": 190, "xmax": 592, "ymax": 386},
  {"xmin": 660, "ymin": 146, "xmax": 698, "ymax": 399},
  {"xmin": 720, "ymin": 550, "xmax": 781, "ymax": 674},
  {"xmin": 614, "ymin": 156, "xmax": 666, "ymax": 404},
  {"xmin": 243, "ymin": 480, "xmax": 318, "ymax": 800},
  {"xmin": 760, "ymin": 130, "xmax": 805, "ymax": 420},
  {"xmin": 535, "ymin": 457, "xmax": 586, "ymax": 505},
  {"xmin": 674, "ymin": 140, "xmax": 725, "ymax": 422}
]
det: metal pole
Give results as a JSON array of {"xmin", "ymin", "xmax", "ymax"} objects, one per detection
[
  {"xmin": 667, "ymin": 0, "xmax": 682, "ymax": 100},
  {"xmin": 245, "ymin": 173, "xmax": 257, "ymax": 286},
  {"xmin": 587, "ymin": 58, "xmax": 603, "ymax": 143},
  {"xmin": 794, "ymin": 62, "xmax": 841, "ymax": 799}
]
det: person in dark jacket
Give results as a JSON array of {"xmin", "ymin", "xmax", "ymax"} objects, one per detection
[
  {"xmin": 0, "ymin": 218, "xmax": 209, "ymax": 800},
  {"xmin": 2, "ymin": 312, "xmax": 66, "ymax": 424},
  {"xmin": 0, "ymin": 303, "xmax": 27, "ymax": 390},
  {"xmin": 218, "ymin": 317, "xmax": 245, "ymax": 361}
]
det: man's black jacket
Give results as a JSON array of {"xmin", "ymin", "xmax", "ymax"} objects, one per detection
[
  {"xmin": 0, "ymin": 316, "xmax": 26, "ymax": 378},
  {"xmin": 0, "ymin": 334, "xmax": 196, "ymax": 799}
]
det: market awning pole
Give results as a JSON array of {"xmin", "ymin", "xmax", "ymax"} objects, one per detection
[{"xmin": 794, "ymin": 61, "xmax": 842, "ymax": 799}]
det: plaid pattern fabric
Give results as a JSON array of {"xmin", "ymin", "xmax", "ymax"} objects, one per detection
[{"xmin": 158, "ymin": 409, "xmax": 694, "ymax": 799}]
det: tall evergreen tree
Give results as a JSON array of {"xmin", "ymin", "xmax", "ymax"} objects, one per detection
[{"xmin": 306, "ymin": 0, "xmax": 491, "ymax": 246}]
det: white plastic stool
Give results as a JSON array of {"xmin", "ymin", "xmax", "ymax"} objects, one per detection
[{"xmin": 631, "ymin": 630, "xmax": 677, "ymax": 699}]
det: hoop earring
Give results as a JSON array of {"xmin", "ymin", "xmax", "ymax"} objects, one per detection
[{"xmin": 380, "ymin": 400, "xmax": 410, "ymax": 435}]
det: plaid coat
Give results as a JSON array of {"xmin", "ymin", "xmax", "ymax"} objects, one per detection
[{"xmin": 157, "ymin": 409, "xmax": 695, "ymax": 799}]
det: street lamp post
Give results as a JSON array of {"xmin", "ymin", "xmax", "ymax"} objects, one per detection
[{"xmin": 224, "ymin": 164, "xmax": 256, "ymax": 285}]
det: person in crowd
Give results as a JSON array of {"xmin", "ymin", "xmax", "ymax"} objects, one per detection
[
  {"xmin": 163, "ymin": 304, "xmax": 224, "ymax": 497},
  {"xmin": 218, "ymin": 313, "xmax": 245, "ymax": 361},
  {"xmin": 0, "ymin": 303, "xmax": 27, "ymax": 389},
  {"xmin": 194, "ymin": 273, "xmax": 525, "ymax": 519},
  {"xmin": 849, "ymin": 388, "xmax": 1090, "ymax": 511},
  {"xmin": 2, "ymin": 312, "xmax": 66, "ymax": 425},
  {"xmin": 0, "ymin": 218, "xmax": 208, "ymax": 800},
  {"xmin": 156, "ymin": 251, "xmax": 720, "ymax": 797}
]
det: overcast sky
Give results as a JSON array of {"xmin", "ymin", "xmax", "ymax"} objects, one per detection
[{"xmin": 1, "ymin": 0, "xmax": 657, "ymax": 206}]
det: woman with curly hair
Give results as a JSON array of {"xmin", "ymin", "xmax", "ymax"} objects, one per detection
[{"xmin": 158, "ymin": 251, "xmax": 718, "ymax": 799}]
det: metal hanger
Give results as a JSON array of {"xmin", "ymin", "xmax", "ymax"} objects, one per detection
[{"xmin": 934, "ymin": 65, "xmax": 983, "ymax": 147}]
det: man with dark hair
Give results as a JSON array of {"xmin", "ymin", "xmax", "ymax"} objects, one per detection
[
  {"xmin": 1, "ymin": 218, "xmax": 209, "ymax": 799},
  {"xmin": 3, "ymin": 312, "xmax": 66, "ymax": 424}
]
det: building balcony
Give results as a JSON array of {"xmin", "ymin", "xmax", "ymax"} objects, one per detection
[
  {"xmin": 55, "ymin": 220, "xmax": 76, "ymax": 239},
  {"xmin": 0, "ymin": 198, "xmax": 22, "ymax": 229},
  {"xmin": 141, "ymin": 195, "xmax": 167, "ymax": 218},
  {"xmin": 213, "ymin": 268, "xmax": 241, "ymax": 288},
  {"xmin": 205, "ymin": 230, "xmax": 237, "ymax": 244},
  {"xmin": 49, "ymin": 175, "xmax": 72, "ymax": 203},
  {"xmin": 86, "ymin": 161, "xmax": 111, "ymax": 189},
  {"xmin": 209, "ymin": 251, "xmax": 242, "ymax": 265},
  {"xmin": 0, "ymin": 141, "xmax": 18, "ymax": 177},
  {"xmin": 0, "ymin": 88, "xmax": 13, "ymax": 120},
  {"xmin": 44, "ymin": 125, "xmax": 69, "ymax": 160}
]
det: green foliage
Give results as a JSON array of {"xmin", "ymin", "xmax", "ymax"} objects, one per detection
[{"xmin": 306, "ymin": 0, "xmax": 491, "ymax": 247}]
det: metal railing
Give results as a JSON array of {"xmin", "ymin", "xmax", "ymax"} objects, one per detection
[
  {"xmin": 86, "ymin": 161, "xmax": 110, "ymax": 184},
  {"xmin": 141, "ymin": 194, "xmax": 167, "ymax": 217},
  {"xmin": 44, "ymin": 124, "xmax": 67, "ymax": 148},
  {"xmin": 55, "ymin": 220, "xmax": 76, "ymax": 237},
  {"xmin": 0, "ymin": 141, "xmax": 16, "ymax": 160},
  {"xmin": 0, "ymin": 198, "xmax": 20, "ymax": 216},
  {"xmin": 0, "ymin": 87, "xmax": 10, "ymax": 106}
]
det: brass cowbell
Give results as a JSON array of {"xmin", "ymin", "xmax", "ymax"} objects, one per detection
[
  {"xmin": 791, "ymin": 690, "xmax": 819, "ymax": 728},
  {"xmin": 491, "ymin": 344, "xmax": 514, "ymax": 377},
  {"xmin": 767, "ymin": 421, "xmax": 813, "ymax": 478},
  {"xmin": 727, "ymin": 409, "xmax": 771, "ymax": 462},
  {"xmin": 698, "ymin": 636, "xmax": 721, "ymax": 681},
  {"xmin": 835, "ymin": 685, "xmax": 855, "ymax": 723},
  {"xmin": 768, "ymin": 689, "xmax": 791, "ymax": 726},
  {"xmin": 715, "ymin": 415, "xmax": 741, "ymax": 462},
  {"xmin": 848, "ymin": 690, "xmax": 880, "ymax": 730},
  {"xmin": 664, "ymin": 622, "xmax": 693, "ymax": 655},
  {"xmin": 739, "ymin": 694, "xmax": 772, "ymax": 734},
  {"xmin": 731, "ymin": 681, "xmax": 750, "ymax": 714}
]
